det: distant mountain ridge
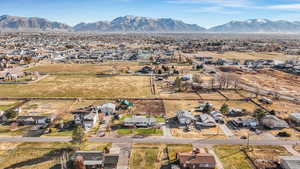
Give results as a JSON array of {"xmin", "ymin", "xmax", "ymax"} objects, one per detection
[
  {"xmin": 208, "ymin": 19, "xmax": 300, "ymax": 33},
  {"xmin": 1, "ymin": 15, "xmax": 300, "ymax": 33},
  {"xmin": 73, "ymin": 15, "xmax": 206, "ymax": 32},
  {"xmin": 0, "ymin": 15, "xmax": 71, "ymax": 31}
]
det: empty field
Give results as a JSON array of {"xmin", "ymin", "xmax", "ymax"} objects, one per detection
[
  {"xmin": 0, "ymin": 75, "xmax": 152, "ymax": 98},
  {"xmin": 132, "ymin": 100, "xmax": 165, "ymax": 115},
  {"xmin": 198, "ymin": 51, "xmax": 300, "ymax": 61},
  {"xmin": 160, "ymin": 92, "xmax": 200, "ymax": 99},
  {"xmin": 219, "ymin": 90, "xmax": 245, "ymax": 99},
  {"xmin": 28, "ymin": 62, "xmax": 143, "ymax": 74},
  {"xmin": 238, "ymin": 69, "xmax": 300, "ymax": 98},
  {"xmin": 199, "ymin": 92, "xmax": 225, "ymax": 100},
  {"xmin": 20, "ymin": 100, "xmax": 74, "ymax": 116},
  {"xmin": 208, "ymin": 101, "xmax": 258, "ymax": 112}
]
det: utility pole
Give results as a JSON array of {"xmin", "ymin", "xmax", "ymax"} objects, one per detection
[{"xmin": 247, "ymin": 131, "xmax": 250, "ymax": 150}]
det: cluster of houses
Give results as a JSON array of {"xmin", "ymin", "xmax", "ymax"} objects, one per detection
[{"xmin": 274, "ymin": 59, "xmax": 300, "ymax": 75}]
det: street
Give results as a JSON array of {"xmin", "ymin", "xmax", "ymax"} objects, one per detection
[{"xmin": 0, "ymin": 136, "xmax": 299, "ymax": 146}]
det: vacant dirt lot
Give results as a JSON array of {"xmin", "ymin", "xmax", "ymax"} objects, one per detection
[
  {"xmin": 246, "ymin": 145, "xmax": 290, "ymax": 168},
  {"xmin": 0, "ymin": 75, "xmax": 152, "ymax": 98},
  {"xmin": 171, "ymin": 127, "xmax": 225, "ymax": 139},
  {"xmin": 238, "ymin": 69, "xmax": 300, "ymax": 98},
  {"xmin": 132, "ymin": 100, "xmax": 165, "ymax": 115},
  {"xmin": 163, "ymin": 100, "xmax": 199, "ymax": 117},
  {"xmin": 20, "ymin": 100, "xmax": 74, "ymax": 116}
]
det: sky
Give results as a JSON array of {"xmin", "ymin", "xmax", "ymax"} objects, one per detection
[{"xmin": 1, "ymin": 0, "xmax": 300, "ymax": 28}]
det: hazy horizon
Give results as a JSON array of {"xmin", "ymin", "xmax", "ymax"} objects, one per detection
[{"xmin": 1, "ymin": 0, "xmax": 300, "ymax": 28}]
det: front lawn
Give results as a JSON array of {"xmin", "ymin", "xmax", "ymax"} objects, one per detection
[{"xmin": 117, "ymin": 128, "xmax": 163, "ymax": 135}]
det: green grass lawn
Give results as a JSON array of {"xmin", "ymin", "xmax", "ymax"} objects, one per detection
[
  {"xmin": 43, "ymin": 128, "xmax": 73, "ymax": 137},
  {"xmin": 214, "ymin": 145, "xmax": 252, "ymax": 169},
  {"xmin": 117, "ymin": 128, "xmax": 163, "ymax": 135}
]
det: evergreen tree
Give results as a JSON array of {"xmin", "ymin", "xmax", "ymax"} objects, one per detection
[
  {"xmin": 254, "ymin": 108, "xmax": 267, "ymax": 121},
  {"xmin": 220, "ymin": 104, "xmax": 229, "ymax": 115},
  {"xmin": 203, "ymin": 103, "xmax": 212, "ymax": 113},
  {"xmin": 72, "ymin": 125, "xmax": 86, "ymax": 145}
]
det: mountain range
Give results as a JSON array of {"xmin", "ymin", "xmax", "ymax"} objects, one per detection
[
  {"xmin": 0, "ymin": 15, "xmax": 71, "ymax": 31},
  {"xmin": 1, "ymin": 15, "xmax": 300, "ymax": 33}
]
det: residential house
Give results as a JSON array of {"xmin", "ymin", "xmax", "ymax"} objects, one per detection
[
  {"xmin": 176, "ymin": 110, "xmax": 195, "ymax": 126},
  {"xmin": 289, "ymin": 113, "xmax": 300, "ymax": 125},
  {"xmin": 261, "ymin": 115, "xmax": 289, "ymax": 129},
  {"xmin": 72, "ymin": 151, "xmax": 104, "ymax": 169},
  {"xmin": 227, "ymin": 109, "xmax": 245, "ymax": 117},
  {"xmin": 195, "ymin": 114, "xmax": 216, "ymax": 128},
  {"xmin": 178, "ymin": 149, "xmax": 216, "ymax": 169},
  {"xmin": 16, "ymin": 116, "xmax": 52, "ymax": 125},
  {"xmin": 280, "ymin": 156, "xmax": 300, "ymax": 169},
  {"xmin": 100, "ymin": 103, "xmax": 116, "ymax": 115},
  {"xmin": 73, "ymin": 108, "xmax": 99, "ymax": 131},
  {"xmin": 123, "ymin": 115, "xmax": 156, "ymax": 127},
  {"xmin": 210, "ymin": 111, "xmax": 224, "ymax": 123},
  {"xmin": 234, "ymin": 118, "xmax": 259, "ymax": 128}
]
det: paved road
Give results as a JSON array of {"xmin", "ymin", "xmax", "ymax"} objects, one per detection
[{"xmin": 0, "ymin": 136, "xmax": 299, "ymax": 146}]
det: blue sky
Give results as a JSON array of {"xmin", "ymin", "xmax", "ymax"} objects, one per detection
[{"xmin": 1, "ymin": 0, "xmax": 300, "ymax": 28}]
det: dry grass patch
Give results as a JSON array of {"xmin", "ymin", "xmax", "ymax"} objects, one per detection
[
  {"xmin": 0, "ymin": 75, "xmax": 152, "ymax": 98},
  {"xmin": 214, "ymin": 145, "xmax": 252, "ymax": 169},
  {"xmin": 20, "ymin": 100, "xmax": 74, "ymax": 116},
  {"xmin": 28, "ymin": 62, "xmax": 142, "ymax": 74},
  {"xmin": 198, "ymin": 51, "xmax": 299, "ymax": 61},
  {"xmin": 246, "ymin": 145, "xmax": 290, "ymax": 168},
  {"xmin": 238, "ymin": 69, "xmax": 300, "ymax": 98},
  {"xmin": 208, "ymin": 101, "xmax": 258, "ymax": 112},
  {"xmin": 199, "ymin": 92, "xmax": 225, "ymax": 100},
  {"xmin": 0, "ymin": 142, "xmax": 71, "ymax": 169},
  {"xmin": 160, "ymin": 92, "xmax": 200, "ymax": 99},
  {"xmin": 263, "ymin": 100, "xmax": 300, "ymax": 117},
  {"xmin": 171, "ymin": 126, "xmax": 226, "ymax": 139},
  {"xmin": 130, "ymin": 144, "xmax": 165, "ymax": 169},
  {"xmin": 220, "ymin": 90, "xmax": 245, "ymax": 99},
  {"xmin": 163, "ymin": 100, "xmax": 199, "ymax": 117},
  {"xmin": 0, "ymin": 100, "xmax": 20, "ymax": 111}
]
